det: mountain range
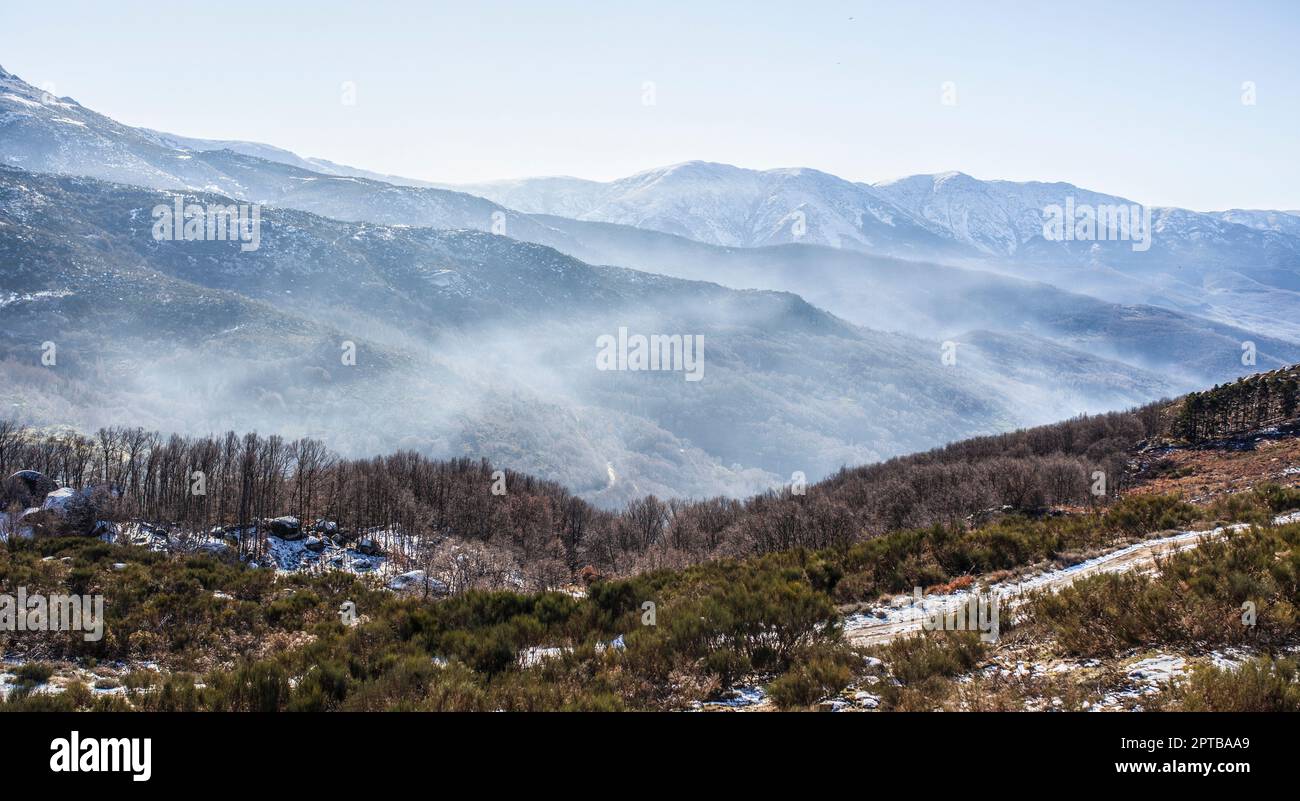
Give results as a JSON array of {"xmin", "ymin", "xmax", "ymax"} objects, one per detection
[
  {"xmin": 1, "ymin": 62, "xmax": 1295, "ymax": 504},
  {"xmin": 5, "ymin": 166, "xmax": 1160, "ymax": 505},
  {"xmin": 456, "ymin": 163, "xmax": 1300, "ymax": 342}
]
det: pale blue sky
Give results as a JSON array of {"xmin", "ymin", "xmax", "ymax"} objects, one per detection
[{"xmin": 2, "ymin": 0, "xmax": 1297, "ymax": 209}]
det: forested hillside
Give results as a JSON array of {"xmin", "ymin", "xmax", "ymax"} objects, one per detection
[{"xmin": 1171, "ymin": 366, "xmax": 1300, "ymax": 442}]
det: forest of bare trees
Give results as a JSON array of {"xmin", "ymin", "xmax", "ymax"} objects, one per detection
[{"xmin": 0, "ymin": 392, "xmax": 1188, "ymax": 586}]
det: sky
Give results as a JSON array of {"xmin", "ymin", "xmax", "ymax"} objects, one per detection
[{"xmin": 1, "ymin": 0, "xmax": 1297, "ymax": 210}]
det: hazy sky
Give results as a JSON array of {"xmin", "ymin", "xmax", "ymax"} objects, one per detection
[{"xmin": 2, "ymin": 0, "xmax": 1297, "ymax": 210}]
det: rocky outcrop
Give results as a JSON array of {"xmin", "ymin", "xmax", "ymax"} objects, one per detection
[
  {"xmin": 3, "ymin": 470, "xmax": 58, "ymax": 508},
  {"xmin": 8, "ymin": 484, "xmax": 107, "ymax": 536},
  {"xmin": 267, "ymin": 516, "xmax": 302, "ymax": 539}
]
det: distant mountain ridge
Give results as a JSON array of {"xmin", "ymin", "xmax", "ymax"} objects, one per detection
[
  {"xmin": 873, "ymin": 169, "xmax": 1300, "ymax": 267},
  {"xmin": 449, "ymin": 161, "xmax": 969, "ymax": 258},
  {"xmin": 8, "ymin": 60, "xmax": 1293, "ymax": 279},
  {"xmin": 453, "ymin": 162, "xmax": 1300, "ymax": 272},
  {"xmin": 451, "ymin": 162, "xmax": 1300, "ymax": 342},
  {"xmin": 136, "ymin": 127, "xmax": 444, "ymax": 189}
]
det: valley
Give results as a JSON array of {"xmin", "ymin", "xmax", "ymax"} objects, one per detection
[{"xmin": 2, "ymin": 35, "xmax": 1299, "ymax": 720}]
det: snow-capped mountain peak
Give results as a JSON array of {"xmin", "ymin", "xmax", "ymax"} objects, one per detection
[{"xmin": 452, "ymin": 160, "xmax": 963, "ymax": 256}]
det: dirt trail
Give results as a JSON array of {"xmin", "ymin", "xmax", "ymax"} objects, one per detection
[{"xmin": 842, "ymin": 520, "xmax": 1268, "ymax": 647}]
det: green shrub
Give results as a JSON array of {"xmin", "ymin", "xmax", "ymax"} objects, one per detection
[
  {"xmin": 870, "ymin": 631, "xmax": 989, "ymax": 711},
  {"xmin": 767, "ymin": 648, "xmax": 856, "ymax": 709},
  {"xmin": 1256, "ymin": 483, "xmax": 1300, "ymax": 514},
  {"xmin": 207, "ymin": 660, "xmax": 291, "ymax": 712},
  {"xmin": 703, "ymin": 649, "xmax": 752, "ymax": 686},
  {"xmin": 13, "ymin": 662, "xmax": 54, "ymax": 686},
  {"xmin": 1155, "ymin": 657, "xmax": 1300, "ymax": 712},
  {"xmin": 877, "ymin": 631, "xmax": 987, "ymax": 685},
  {"xmin": 1105, "ymin": 493, "xmax": 1197, "ymax": 536}
]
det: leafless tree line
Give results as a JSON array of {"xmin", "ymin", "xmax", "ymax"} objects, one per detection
[{"xmin": 0, "ymin": 401, "xmax": 1168, "ymax": 579}]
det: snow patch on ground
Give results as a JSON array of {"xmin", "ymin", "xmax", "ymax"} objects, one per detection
[
  {"xmin": 1127, "ymin": 654, "xmax": 1186, "ymax": 683},
  {"xmin": 0, "ymin": 289, "xmax": 71, "ymax": 308},
  {"xmin": 0, "ymin": 657, "xmax": 147, "ymax": 701},
  {"xmin": 695, "ymin": 684, "xmax": 767, "ymax": 711},
  {"xmin": 1274, "ymin": 509, "xmax": 1300, "ymax": 525},
  {"xmin": 1, "ymin": 93, "xmax": 41, "ymax": 108}
]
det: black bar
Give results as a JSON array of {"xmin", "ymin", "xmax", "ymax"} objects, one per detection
[{"xmin": 7, "ymin": 712, "xmax": 1281, "ymax": 789}]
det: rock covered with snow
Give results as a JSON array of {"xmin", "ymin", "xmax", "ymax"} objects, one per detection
[
  {"xmin": 386, "ymin": 569, "xmax": 448, "ymax": 595},
  {"xmin": 851, "ymin": 691, "xmax": 881, "ymax": 709},
  {"xmin": 38, "ymin": 486, "xmax": 104, "ymax": 535},
  {"xmin": 41, "ymin": 486, "xmax": 78, "ymax": 513}
]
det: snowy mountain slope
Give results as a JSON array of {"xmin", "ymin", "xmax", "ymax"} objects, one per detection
[
  {"xmin": 168, "ymin": 149, "xmax": 575, "ymax": 247},
  {"xmin": 138, "ymin": 127, "xmax": 443, "ymax": 188},
  {"xmin": 872, "ymin": 171, "xmax": 1300, "ymax": 341},
  {"xmin": 11, "ymin": 56, "xmax": 1294, "ymax": 302},
  {"xmin": 871, "ymin": 171, "xmax": 1114, "ymax": 257},
  {"xmin": 0, "ymin": 66, "xmax": 560, "ymax": 243},
  {"xmin": 455, "ymin": 162, "xmax": 1300, "ymax": 288},
  {"xmin": 6, "ymin": 60, "xmax": 1297, "ymax": 344},
  {"xmin": 874, "ymin": 171, "xmax": 1300, "ymax": 272},
  {"xmin": 0, "ymin": 63, "xmax": 431, "ymax": 192},
  {"xmin": 1213, "ymin": 208, "xmax": 1300, "ymax": 239}
]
